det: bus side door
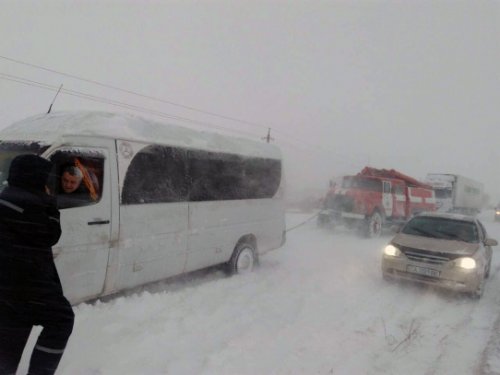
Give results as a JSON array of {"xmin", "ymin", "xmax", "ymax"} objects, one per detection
[{"xmin": 48, "ymin": 140, "xmax": 116, "ymax": 304}]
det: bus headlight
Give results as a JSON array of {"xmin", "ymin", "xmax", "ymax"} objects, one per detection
[
  {"xmin": 384, "ymin": 244, "xmax": 401, "ymax": 257},
  {"xmin": 456, "ymin": 257, "xmax": 476, "ymax": 270}
]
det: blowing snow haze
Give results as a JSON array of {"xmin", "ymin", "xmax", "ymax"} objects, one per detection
[{"xmin": 0, "ymin": 1, "xmax": 499, "ymax": 202}]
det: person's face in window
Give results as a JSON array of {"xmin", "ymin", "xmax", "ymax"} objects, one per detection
[{"xmin": 61, "ymin": 171, "xmax": 82, "ymax": 193}]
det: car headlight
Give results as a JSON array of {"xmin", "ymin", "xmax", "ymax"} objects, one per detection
[
  {"xmin": 456, "ymin": 257, "xmax": 476, "ymax": 270},
  {"xmin": 384, "ymin": 244, "xmax": 401, "ymax": 257}
]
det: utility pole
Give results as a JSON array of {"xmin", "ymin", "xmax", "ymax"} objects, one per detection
[{"xmin": 262, "ymin": 127, "xmax": 274, "ymax": 143}]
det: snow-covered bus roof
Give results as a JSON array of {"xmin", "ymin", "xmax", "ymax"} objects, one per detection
[{"xmin": 0, "ymin": 111, "xmax": 281, "ymax": 159}]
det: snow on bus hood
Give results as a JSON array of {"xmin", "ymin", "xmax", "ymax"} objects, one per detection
[{"xmin": 392, "ymin": 233, "xmax": 479, "ymax": 256}]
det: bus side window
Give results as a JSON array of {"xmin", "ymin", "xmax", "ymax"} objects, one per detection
[{"xmin": 121, "ymin": 145, "xmax": 188, "ymax": 205}]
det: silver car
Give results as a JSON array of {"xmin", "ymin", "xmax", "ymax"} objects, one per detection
[
  {"xmin": 494, "ymin": 205, "xmax": 500, "ymax": 222},
  {"xmin": 382, "ymin": 212, "xmax": 498, "ymax": 298}
]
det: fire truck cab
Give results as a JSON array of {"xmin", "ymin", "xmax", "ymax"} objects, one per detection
[{"xmin": 318, "ymin": 167, "xmax": 436, "ymax": 237}]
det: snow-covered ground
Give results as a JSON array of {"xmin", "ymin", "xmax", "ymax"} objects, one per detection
[{"xmin": 18, "ymin": 210, "xmax": 500, "ymax": 374}]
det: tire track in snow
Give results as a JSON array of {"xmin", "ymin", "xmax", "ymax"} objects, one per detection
[
  {"xmin": 474, "ymin": 263, "xmax": 500, "ymax": 375},
  {"xmin": 423, "ymin": 262, "xmax": 500, "ymax": 375}
]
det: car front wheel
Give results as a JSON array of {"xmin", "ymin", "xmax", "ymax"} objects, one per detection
[
  {"xmin": 485, "ymin": 258, "xmax": 492, "ymax": 279},
  {"xmin": 471, "ymin": 275, "xmax": 485, "ymax": 299}
]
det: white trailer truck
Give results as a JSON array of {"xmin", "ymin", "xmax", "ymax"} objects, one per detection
[{"xmin": 425, "ymin": 173, "xmax": 484, "ymax": 214}]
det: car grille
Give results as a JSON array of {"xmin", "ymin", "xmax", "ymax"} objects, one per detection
[
  {"xmin": 399, "ymin": 246, "xmax": 462, "ymax": 265},
  {"xmin": 393, "ymin": 270, "xmax": 440, "ymax": 282}
]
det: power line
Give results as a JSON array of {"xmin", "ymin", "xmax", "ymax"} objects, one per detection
[
  {"xmin": 1, "ymin": 73, "xmax": 365, "ymax": 168},
  {"xmin": 0, "ymin": 55, "xmax": 270, "ymax": 130},
  {"xmin": 1, "ymin": 70, "xmax": 365, "ymax": 168},
  {"xmin": 0, "ymin": 55, "xmax": 362, "ymax": 166},
  {"xmin": 0, "ymin": 73, "xmax": 263, "ymax": 140}
]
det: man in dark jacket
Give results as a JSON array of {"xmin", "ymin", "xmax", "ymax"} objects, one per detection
[{"xmin": 0, "ymin": 154, "xmax": 74, "ymax": 375}]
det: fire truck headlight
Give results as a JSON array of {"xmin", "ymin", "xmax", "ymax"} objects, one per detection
[{"xmin": 384, "ymin": 244, "xmax": 401, "ymax": 257}]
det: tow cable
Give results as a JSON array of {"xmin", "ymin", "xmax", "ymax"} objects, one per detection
[{"xmin": 285, "ymin": 211, "xmax": 321, "ymax": 233}]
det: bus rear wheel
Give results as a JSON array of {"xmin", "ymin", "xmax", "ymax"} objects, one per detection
[{"xmin": 226, "ymin": 243, "xmax": 257, "ymax": 275}]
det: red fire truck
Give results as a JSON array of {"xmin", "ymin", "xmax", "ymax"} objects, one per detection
[{"xmin": 318, "ymin": 167, "xmax": 436, "ymax": 237}]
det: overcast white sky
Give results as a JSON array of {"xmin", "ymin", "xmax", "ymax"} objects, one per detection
[{"xmin": 1, "ymin": 1, "xmax": 499, "ymax": 201}]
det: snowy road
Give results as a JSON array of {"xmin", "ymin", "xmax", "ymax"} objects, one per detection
[{"xmin": 19, "ymin": 210, "xmax": 500, "ymax": 374}]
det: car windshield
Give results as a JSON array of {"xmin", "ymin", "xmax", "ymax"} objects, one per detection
[
  {"xmin": 0, "ymin": 141, "xmax": 49, "ymax": 189},
  {"xmin": 402, "ymin": 216, "xmax": 479, "ymax": 243}
]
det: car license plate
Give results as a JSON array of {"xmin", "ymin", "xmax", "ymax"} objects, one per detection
[{"xmin": 407, "ymin": 265, "xmax": 440, "ymax": 278}]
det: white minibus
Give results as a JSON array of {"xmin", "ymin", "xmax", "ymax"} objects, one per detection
[{"xmin": 0, "ymin": 111, "xmax": 286, "ymax": 304}]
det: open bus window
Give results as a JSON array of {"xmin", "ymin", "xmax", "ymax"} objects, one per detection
[{"xmin": 49, "ymin": 149, "xmax": 105, "ymax": 209}]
